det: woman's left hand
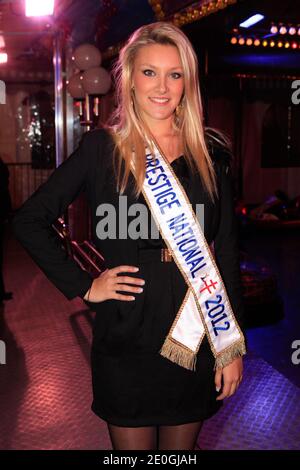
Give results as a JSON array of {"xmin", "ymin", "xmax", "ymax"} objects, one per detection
[{"xmin": 215, "ymin": 357, "xmax": 243, "ymax": 401}]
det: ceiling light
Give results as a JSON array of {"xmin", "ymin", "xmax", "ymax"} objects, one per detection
[
  {"xmin": 239, "ymin": 14, "xmax": 264, "ymax": 28},
  {"xmin": 279, "ymin": 26, "xmax": 287, "ymax": 34},
  {"xmin": 25, "ymin": 0, "xmax": 54, "ymax": 17}
]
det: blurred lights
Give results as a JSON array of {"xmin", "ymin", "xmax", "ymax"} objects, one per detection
[
  {"xmin": 169, "ymin": 0, "xmax": 238, "ymax": 29},
  {"xmin": 271, "ymin": 23, "xmax": 300, "ymax": 37},
  {"xmin": 279, "ymin": 26, "xmax": 287, "ymax": 35},
  {"xmin": 230, "ymin": 36, "xmax": 300, "ymax": 50},
  {"xmin": 25, "ymin": 0, "xmax": 54, "ymax": 17},
  {"xmin": 0, "ymin": 52, "xmax": 8, "ymax": 64},
  {"xmin": 0, "ymin": 34, "xmax": 6, "ymax": 65}
]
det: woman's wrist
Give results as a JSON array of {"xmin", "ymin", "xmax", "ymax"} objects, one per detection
[
  {"xmin": 83, "ymin": 288, "xmax": 90, "ymax": 301},
  {"xmin": 83, "ymin": 280, "xmax": 94, "ymax": 301}
]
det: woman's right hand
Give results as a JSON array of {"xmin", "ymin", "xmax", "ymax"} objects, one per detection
[{"xmin": 83, "ymin": 265, "xmax": 145, "ymax": 303}]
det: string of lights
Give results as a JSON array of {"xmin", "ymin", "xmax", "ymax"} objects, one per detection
[
  {"xmin": 230, "ymin": 36, "xmax": 300, "ymax": 49},
  {"xmin": 149, "ymin": 0, "xmax": 237, "ymax": 27},
  {"xmin": 270, "ymin": 24, "xmax": 300, "ymax": 36}
]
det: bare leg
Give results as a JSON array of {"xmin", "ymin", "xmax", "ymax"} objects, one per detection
[
  {"xmin": 107, "ymin": 423, "xmax": 158, "ymax": 450},
  {"xmin": 158, "ymin": 421, "xmax": 203, "ymax": 450}
]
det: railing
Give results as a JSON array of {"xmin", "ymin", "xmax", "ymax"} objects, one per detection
[
  {"xmin": 7, "ymin": 162, "xmax": 54, "ymax": 209},
  {"xmin": 52, "ymin": 217, "xmax": 106, "ymax": 278}
]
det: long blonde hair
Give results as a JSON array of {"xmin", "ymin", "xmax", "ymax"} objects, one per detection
[{"xmin": 105, "ymin": 21, "xmax": 218, "ymax": 202}]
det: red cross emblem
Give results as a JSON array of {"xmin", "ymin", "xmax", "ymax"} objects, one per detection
[{"xmin": 199, "ymin": 278, "xmax": 218, "ymax": 294}]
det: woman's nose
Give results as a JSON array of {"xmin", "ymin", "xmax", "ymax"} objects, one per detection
[{"xmin": 156, "ymin": 76, "xmax": 168, "ymax": 93}]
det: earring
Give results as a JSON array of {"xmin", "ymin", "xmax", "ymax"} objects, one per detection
[
  {"xmin": 175, "ymin": 101, "xmax": 184, "ymax": 117},
  {"xmin": 131, "ymin": 86, "xmax": 135, "ymax": 106}
]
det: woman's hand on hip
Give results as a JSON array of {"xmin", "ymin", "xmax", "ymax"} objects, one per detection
[{"xmin": 83, "ymin": 265, "xmax": 145, "ymax": 303}]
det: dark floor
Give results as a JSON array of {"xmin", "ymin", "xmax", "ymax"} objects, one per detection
[
  {"xmin": 242, "ymin": 228, "xmax": 300, "ymax": 389},
  {"xmin": 0, "ymin": 222, "xmax": 299, "ymax": 450}
]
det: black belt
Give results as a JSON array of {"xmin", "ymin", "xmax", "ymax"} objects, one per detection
[{"xmin": 138, "ymin": 247, "xmax": 173, "ymax": 263}]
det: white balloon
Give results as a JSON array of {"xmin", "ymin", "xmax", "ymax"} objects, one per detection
[
  {"xmin": 82, "ymin": 67, "xmax": 111, "ymax": 95},
  {"xmin": 73, "ymin": 44, "xmax": 102, "ymax": 70},
  {"xmin": 67, "ymin": 73, "xmax": 85, "ymax": 99}
]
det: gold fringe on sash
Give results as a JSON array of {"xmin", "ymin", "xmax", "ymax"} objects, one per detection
[
  {"xmin": 159, "ymin": 336, "xmax": 247, "ymax": 372},
  {"xmin": 213, "ymin": 339, "xmax": 247, "ymax": 371},
  {"xmin": 159, "ymin": 336, "xmax": 198, "ymax": 372}
]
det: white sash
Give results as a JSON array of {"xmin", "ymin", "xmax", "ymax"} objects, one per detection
[{"xmin": 131, "ymin": 142, "xmax": 246, "ymax": 371}]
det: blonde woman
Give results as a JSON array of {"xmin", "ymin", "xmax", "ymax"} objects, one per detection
[{"xmin": 13, "ymin": 22, "xmax": 246, "ymax": 450}]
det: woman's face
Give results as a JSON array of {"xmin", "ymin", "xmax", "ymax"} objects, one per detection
[{"xmin": 131, "ymin": 44, "xmax": 184, "ymax": 129}]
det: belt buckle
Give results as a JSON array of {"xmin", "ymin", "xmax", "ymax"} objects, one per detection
[{"xmin": 161, "ymin": 248, "xmax": 172, "ymax": 262}]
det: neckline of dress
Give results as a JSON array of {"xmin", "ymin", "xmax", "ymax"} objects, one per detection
[{"xmin": 170, "ymin": 154, "xmax": 184, "ymax": 165}]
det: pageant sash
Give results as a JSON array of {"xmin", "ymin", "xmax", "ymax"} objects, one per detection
[{"xmin": 130, "ymin": 142, "xmax": 246, "ymax": 372}]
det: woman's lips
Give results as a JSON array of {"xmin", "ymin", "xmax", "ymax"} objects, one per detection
[{"xmin": 149, "ymin": 97, "xmax": 170, "ymax": 105}]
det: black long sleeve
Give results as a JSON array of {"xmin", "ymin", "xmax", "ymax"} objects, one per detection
[
  {"xmin": 214, "ymin": 159, "xmax": 246, "ymax": 335},
  {"xmin": 12, "ymin": 132, "xmax": 95, "ymax": 301}
]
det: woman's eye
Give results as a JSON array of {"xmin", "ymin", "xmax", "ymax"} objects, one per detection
[
  {"xmin": 143, "ymin": 69, "xmax": 155, "ymax": 76},
  {"xmin": 142, "ymin": 70, "xmax": 183, "ymax": 79},
  {"xmin": 171, "ymin": 72, "xmax": 182, "ymax": 79}
]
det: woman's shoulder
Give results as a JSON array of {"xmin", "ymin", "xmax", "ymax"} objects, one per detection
[
  {"xmin": 80, "ymin": 127, "xmax": 114, "ymax": 149},
  {"xmin": 78, "ymin": 128, "xmax": 116, "ymax": 173}
]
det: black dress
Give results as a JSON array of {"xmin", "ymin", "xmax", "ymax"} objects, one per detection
[
  {"xmin": 12, "ymin": 129, "xmax": 245, "ymax": 428},
  {"xmin": 90, "ymin": 155, "xmax": 223, "ymax": 426}
]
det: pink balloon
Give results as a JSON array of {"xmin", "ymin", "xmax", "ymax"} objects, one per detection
[
  {"xmin": 73, "ymin": 44, "xmax": 101, "ymax": 70},
  {"xmin": 82, "ymin": 67, "xmax": 111, "ymax": 95},
  {"xmin": 67, "ymin": 73, "xmax": 85, "ymax": 99}
]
